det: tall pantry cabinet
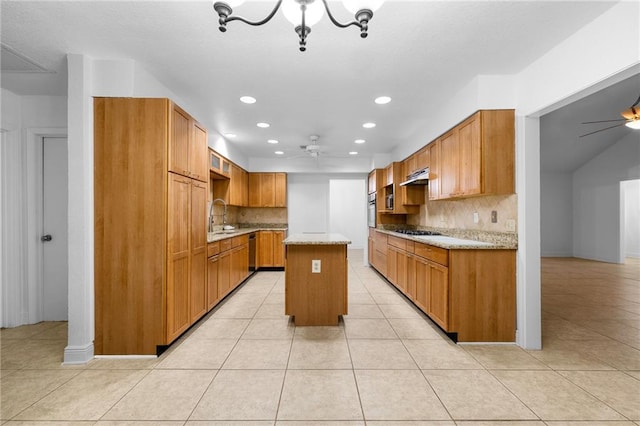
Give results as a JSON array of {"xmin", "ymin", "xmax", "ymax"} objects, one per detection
[{"xmin": 94, "ymin": 98, "xmax": 208, "ymax": 355}]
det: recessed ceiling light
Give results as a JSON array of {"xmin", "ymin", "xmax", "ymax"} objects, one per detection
[
  {"xmin": 224, "ymin": 133, "xmax": 237, "ymax": 138},
  {"xmin": 267, "ymin": 139, "xmax": 279, "ymax": 144},
  {"xmin": 375, "ymin": 96, "xmax": 391, "ymax": 104},
  {"xmin": 349, "ymin": 151, "xmax": 358, "ymax": 155},
  {"xmin": 275, "ymin": 151, "xmax": 284, "ymax": 155},
  {"xmin": 354, "ymin": 139, "xmax": 365, "ymax": 144},
  {"xmin": 240, "ymin": 96, "xmax": 256, "ymax": 104},
  {"xmin": 257, "ymin": 122, "xmax": 270, "ymax": 128},
  {"xmin": 363, "ymin": 122, "xmax": 376, "ymax": 129}
]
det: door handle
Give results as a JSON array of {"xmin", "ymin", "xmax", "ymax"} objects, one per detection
[{"xmin": 41, "ymin": 234, "xmax": 52, "ymax": 242}]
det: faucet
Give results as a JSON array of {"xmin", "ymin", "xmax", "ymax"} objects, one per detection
[{"xmin": 209, "ymin": 198, "xmax": 227, "ymax": 232}]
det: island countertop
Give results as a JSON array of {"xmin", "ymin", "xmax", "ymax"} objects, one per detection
[{"xmin": 283, "ymin": 233, "xmax": 351, "ymax": 245}]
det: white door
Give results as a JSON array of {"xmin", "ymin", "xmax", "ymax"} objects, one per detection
[
  {"xmin": 42, "ymin": 137, "xmax": 68, "ymax": 320},
  {"xmin": 329, "ymin": 179, "xmax": 367, "ymax": 249}
]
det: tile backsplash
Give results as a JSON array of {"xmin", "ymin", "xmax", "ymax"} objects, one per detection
[
  {"xmin": 236, "ymin": 207, "xmax": 288, "ymax": 225},
  {"xmin": 407, "ymin": 194, "xmax": 517, "ymax": 233}
]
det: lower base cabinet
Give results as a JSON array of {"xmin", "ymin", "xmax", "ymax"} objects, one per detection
[
  {"xmin": 371, "ymin": 230, "xmax": 515, "ymax": 342},
  {"xmin": 257, "ymin": 230, "xmax": 286, "ymax": 268}
]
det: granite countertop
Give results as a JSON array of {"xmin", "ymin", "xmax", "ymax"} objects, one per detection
[
  {"xmin": 377, "ymin": 229, "xmax": 517, "ymax": 250},
  {"xmin": 283, "ymin": 233, "xmax": 352, "ymax": 245},
  {"xmin": 207, "ymin": 226, "xmax": 288, "ymax": 243}
]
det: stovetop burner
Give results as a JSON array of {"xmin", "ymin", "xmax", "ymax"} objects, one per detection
[{"xmin": 395, "ymin": 229, "xmax": 442, "ymax": 236}]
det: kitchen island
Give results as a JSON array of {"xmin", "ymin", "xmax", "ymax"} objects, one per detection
[{"xmin": 283, "ymin": 233, "xmax": 351, "ymax": 326}]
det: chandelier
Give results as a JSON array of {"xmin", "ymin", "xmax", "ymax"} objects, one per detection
[{"xmin": 213, "ymin": 0, "xmax": 384, "ymax": 51}]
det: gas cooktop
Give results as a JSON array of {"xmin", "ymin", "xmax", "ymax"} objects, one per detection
[{"xmin": 394, "ymin": 229, "xmax": 442, "ymax": 236}]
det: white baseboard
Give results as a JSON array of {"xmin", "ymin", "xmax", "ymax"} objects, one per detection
[
  {"xmin": 540, "ymin": 251, "xmax": 573, "ymax": 257},
  {"xmin": 63, "ymin": 342, "xmax": 94, "ymax": 365}
]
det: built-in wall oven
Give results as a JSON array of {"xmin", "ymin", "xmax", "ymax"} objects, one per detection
[{"xmin": 367, "ymin": 193, "xmax": 376, "ymax": 228}]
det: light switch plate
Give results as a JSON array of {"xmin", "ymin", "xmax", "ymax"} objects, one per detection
[{"xmin": 312, "ymin": 259, "xmax": 321, "ymax": 273}]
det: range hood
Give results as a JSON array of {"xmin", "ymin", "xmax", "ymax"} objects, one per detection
[{"xmin": 400, "ymin": 167, "xmax": 429, "ymax": 186}]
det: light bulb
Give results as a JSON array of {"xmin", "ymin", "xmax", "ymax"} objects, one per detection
[
  {"xmin": 283, "ymin": 0, "xmax": 324, "ymax": 27},
  {"xmin": 625, "ymin": 120, "xmax": 640, "ymax": 130},
  {"xmin": 342, "ymin": 0, "xmax": 384, "ymax": 14}
]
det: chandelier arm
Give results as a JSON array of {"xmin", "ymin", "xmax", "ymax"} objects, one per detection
[
  {"xmin": 223, "ymin": 0, "xmax": 283, "ymax": 27},
  {"xmin": 631, "ymin": 95, "xmax": 640, "ymax": 108},
  {"xmin": 321, "ymin": 0, "xmax": 363, "ymax": 29}
]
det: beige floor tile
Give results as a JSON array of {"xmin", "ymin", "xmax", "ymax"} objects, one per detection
[
  {"xmin": 404, "ymin": 339, "xmax": 482, "ymax": 369},
  {"xmin": 343, "ymin": 318, "xmax": 398, "ymax": 339},
  {"xmin": 263, "ymin": 293, "xmax": 286, "ymax": 305},
  {"xmin": 492, "ymin": 370, "xmax": 626, "ymax": 421},
  {"xmin": 190, "ymin": 370, "xmax": 285, "ymax": 420},
  {"xmin": 348, "ymin": 339, "xmax": 417, "ymax": 369},
  {"xmin": 31, "ymin": 322, "xmax": 69, "ymax": 340},
  {"xmin": 276, "ymin": 421, "xmax": 364, "ymax": 425},
  {"xmin": 277, "ymin": 370, "xmax": 362, "ymax": 421},
  {"xmin": 541, "ymin": 317, "xmax": 611, "ymax": 340},
  {"xmin": 558, "ymin": 370, "xmax": 640, "ymax": 419},
  {"xmin": 455, "ymin": 422, "xmax": 545, "ymax": 426},
  {"xmin": 254, "ymin": 303, "xmax": 288, "ymax": 319},
  {"xmin": 462, "ymin": 344, "xmax": 549, "ymax": 369},
  {"xmin": 348, "ymin": 292, "xmax": 376, "ymax": 305},
  {"xmin": 378, "ymin": 303, "xmax": 423, "ymax": 319},
  {"xmin": 526, "ymin": 339, "xmax": 617, "ymax": 370},
  {"xmin": 628, "ymin": 371, "xmax": 640, "ymax": 380},
  {"xmin": 388, "ymin": 318, "xmax": 444, "ymax": 339},
  {"xmin": 544, "ymin": 422, "xmax": 636, "ymax": 426},
  {"xmin": 190, "ymin": 318, "xmax": 250, "ymax": 340},
  {"xmin": 293, "ymin": 326, "xmax": 345, "ymax": 340},
  {"xmin": 187, "ymin": 422, "xmax": 274, "ymax": 426},
  {"xmin": 97, "ymin": 422, "xmax": 186, "ymax": 425},
  {"xmin": 0, "ymin": 369, "xmax": 80, "ymax": 420},
  {"xmin": 344, "ymin": 304, "xmax": 385, "ymax": 318},
  {"xmin": 13, "ymin": 369, "xmax": 148, "ymax": 421},
  {"xmin": 88, "ymin": 357, "xmax": 159, "ymax": 370},
  {"xmin": 574, "ymin": 339, "xmax": 640, "ymax": 370},
  {"xmin": 242, "ymin": 318, "xmax": 295, "ymax": 340},
  {"xmin": 365, "ymin": 422, "xmax": 456, "ymax": 426},
  {"xmin": 355, "ymin": 369, "xmax": 450, "ymax": 420},
  {"xmin": 212, "ymin": 300, "xmax": 261, "ymax": 318},
  {"xmin": 423, "ymin": 369, "xmax": 537, "ymax": 420},
  {"xmin": 370, "ymin": 292, "xmax": 406, "ymax": 305},
  {"xmin": 288, "ymin": 337, "xmax": 352, "ymax": 369},
  {"xmin": 0, "ymin": 321, "xmax": 61, "ymax": 339},
  {"xmin": 103, "ymin": 369, "xmax": 215, "ymax": 421},
  {"xmin": 222, "ymin": 339, "xmax": 291, "ymax": 369},
  {"xmin": 155, "ymin": 338, "xmax": 237, "ymax": 369},
  {"xmin": 7, "ymin": 421, "xmax": 96, "ymax": 425},
  {"xmin": 1, "ymin": 339, "xmax": 71, "ymax": 370}
]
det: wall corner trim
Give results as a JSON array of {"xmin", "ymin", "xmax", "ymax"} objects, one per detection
[{"xmin": 63, "ymin": 343, "xmax": 94, "ymax": 365}]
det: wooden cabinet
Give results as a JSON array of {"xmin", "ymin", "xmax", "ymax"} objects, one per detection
[
  {"xmin": 370, "ymin": 229, "xmax": 388, "ymax": 276},
  {"xmin": 229, "ymin": 163, "xmax": 248, "ymax": 206},
  {"xmin": 207, "ymin": 241, "xmax": 221, "ymax": 310},
  {"xmin": 217, "ymin": 249, "xmax": 231, "ymax": 299},
  {"xmin": 433, "ymin": 110, "xmax": 514, "ymax": 200},
  {"xmin": 94, "ymin": 97, "xmax": 210, "ymax": 355},
  {"xmin": 249, "ymin": 172, "xmax": 287, "ymax": 207},
  {"xmin": 380, "ymin": 162, "xmax": 422, "ymax": 215},
  {"xmin": 209, "ymin": 149, "xmax": 231, "ymax": 178},
  {"xmin": 258, "ymin": 230, "xmax": 286, "ymax": 268},
  {"xmin": 427, "ymin": 141, "xmax": 440, "ymax": 200},
  {"xmin": 368, "ymin": 169, "xmax": 377, "ymax": 194},
  {"xmin": 368, "ymin": 229, "xmax": 516, "ymax": 342},
  {"xmin": 169, "ymin": 103, "xmax": 208, "ymax": 183}
]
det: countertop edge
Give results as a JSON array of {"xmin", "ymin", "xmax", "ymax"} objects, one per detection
[
  {"xmin": 207, "ymin": 227, "xmax": 288, "ymax": 243},
  {"xmin": 375, "ymin": 229, "xmax": 517, "ymax": 250}
]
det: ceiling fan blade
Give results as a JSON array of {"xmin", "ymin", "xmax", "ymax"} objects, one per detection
[
  {"xmin": 579, "ymin": 122, "xmax": 626, "ymax": 138},
  {"xmin": 581, "ymin": 119, "xmax": 626, "ymax": 124}
]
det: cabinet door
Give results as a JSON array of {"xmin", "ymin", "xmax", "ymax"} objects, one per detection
[
  {"xmin": 273, "ymin": 230, "xmax": 285, "ymax": 267},
  {"xmin": 428, "ymin": 142, "xmax": 440, "ymax": 200},
  {"xmin": 191, "ymin": 122, "xmax": 208, "ymax": 182},
  {"xmin": 396, "ymin": 249, "xmax": 408, "ymax": 294},
  {"xmin": 190, "ymin": 180, "xmax": 208, "ymax": 323},
  {"xmin": 387, "ymin": 245, "xmax": 398, "ymax": 286},
  {"xmin": 169, "ymin": 105, "xmax": 191, "ymax": 178},
  {"xmin": 414, "ymin": 256, "xmax": 429, "ymax": 313},
  {"xmin": 248, "ymin": 173, "xmax": 261, "ymax": 207},
  {"xmin": 416, "ymin": 147, "xmax": 429, "ymax": 171},
  {"xmin": 439, "ymin": 130, "xmax": 459, "ymax": 198},
  {"xmin": 406, "ymin": 253, "xmax": 416, "ymax": 300},
  {"xmin": 368, "ymin": 170, "xmax": 376, "ymax": 194},
  {"xmin": 258, "ymin": 231, "xmax": 274, "ymax": 267},
  {"xmin": 261, "ymin": 173, "xmax": 276, "ymax": 207},
  {"xmin": 167, "ymin": 173, "xmax": 191, "ymax": 342},
  {"xmin": 275, "ymin": 173, "xmax": 287, "ymax": 207},
  {"xmin": 428, "ymin": 262, "xmax": 449, "ymax": 330},
  {"xmin": 218, "ymin": 250, "xmax": 231, "ymax": 298},
  {"xmin": 458, "ymin": 114, "xmax": 482, "ymax": 196},
  {"xmin": 207, "ymin": 255, "xmax": 219, "ymax": 310}
]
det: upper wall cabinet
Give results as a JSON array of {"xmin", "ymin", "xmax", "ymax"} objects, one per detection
[
  {"xmin": 169, "ymin": 103, "xmax": 208, "ymax": 183},
  {"xmin": 248, "ymin": 172, "xmax": 287, "ymax": 207},
  {"xmin": 209, "ymin": 149, "xmax": 230, "ymax": 178},
  {"xmin": 431, "ymin": 109, "xmax": 514, "ymax": 200}
]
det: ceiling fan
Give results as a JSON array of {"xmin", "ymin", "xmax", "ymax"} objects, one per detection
[
  {"xmin": 580, "ymin": 94, "xmax": 640, "ymax": 137},
  {"xmin": 290, "ymin": 135, "xmax": 327, "ymax": 159}
]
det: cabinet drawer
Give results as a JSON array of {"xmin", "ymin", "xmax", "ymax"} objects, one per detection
[
  {"xmin": 220, "ymin": 238, "xmax": 232, "ymax": 252},
  {"xmin": 207, "ymin": 241, "xmax": 220, "ymax": 257},
  {"xmin": 388, "ymin": 235, "xmax": 406, "ymax": 250},
  {"xmin": 414, "ymin": 242, "xmax": 448, "ymax": 266},
  {"xmin": 232, "ymin": 234, "xmax": 249, "ymax": 248}
]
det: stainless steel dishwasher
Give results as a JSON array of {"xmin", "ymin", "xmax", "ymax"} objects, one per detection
[{"xmin": 248, "ymin": 232, "xmax": 256, "ymax": 272}]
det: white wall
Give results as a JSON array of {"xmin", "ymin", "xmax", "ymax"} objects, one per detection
[
  {"xmin": 573, "ymin": 132, "xmax": 640, "ymax": 263},
  {"xmin": 622, "ymin": 179, "xmax": 640, "ymax": 258},
  {"xmin": 541, "ymin": 171, "xmax": 573, "ymax": 257},
  {"xmin": 329, "ymin": 179, "xmax": 367, "ymax": 249},
  {"xmin": 288, "ymin": 174, "xmax": 329, "ymax": 235}
]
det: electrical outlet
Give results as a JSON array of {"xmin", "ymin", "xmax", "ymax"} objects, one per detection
[
  {"xmin": 312, "ymin": 259, "xmax": 321, "ymax": 273},
  {"xmin": 506, "ymin": 219, "xmax": 516, "ymax": 232},
  {"xmin": 473, "ymin": 212, "xmax": 479, "ymax": 224},
  {"xmin": 491, "ymin": 210, "xmax": 498, "ymax": 223}
]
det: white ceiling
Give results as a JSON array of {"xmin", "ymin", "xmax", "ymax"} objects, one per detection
[{"xmin": 1, "ymin": 0, "xmax": 632, "ymax": 170}]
